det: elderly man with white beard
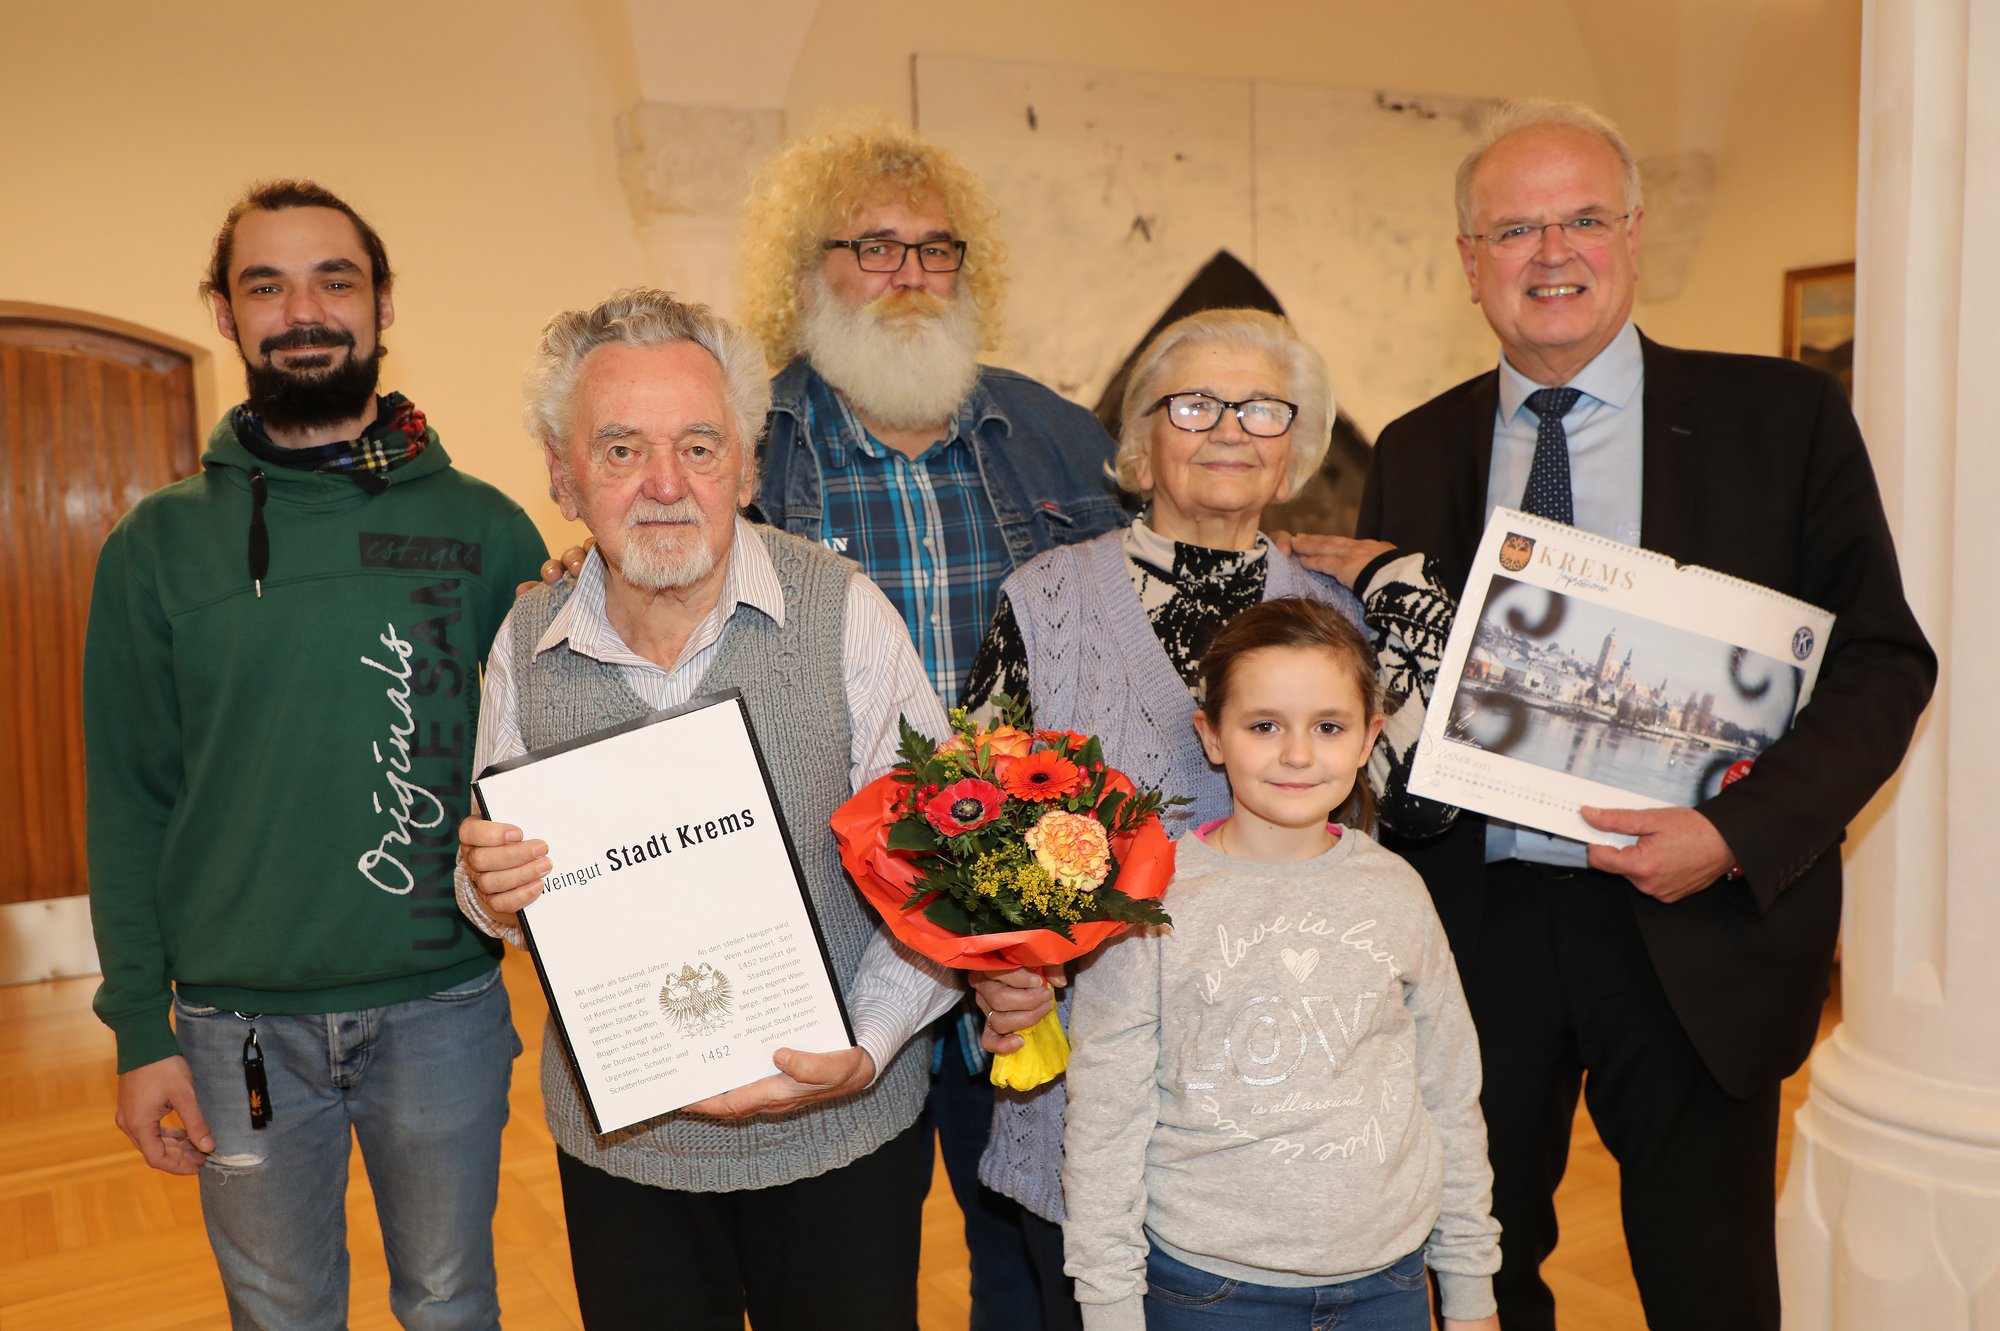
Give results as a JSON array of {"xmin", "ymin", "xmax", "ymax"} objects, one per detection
[
  {"xmin": 459, "ymin": 289, "xmax": 963, "ymax": 1330},
  {"xmin": 739, "ymin": 125, "xmax": 1129, "ymax": 1331}
]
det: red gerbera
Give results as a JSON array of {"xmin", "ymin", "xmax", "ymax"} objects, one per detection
[
  {"xmin": 1001, "ymin": 750, "xmax": 1084, "ymax": 802},
  {"xmin": 924, "ymin": 779, "xmax": 1006, "ymax": 835}
]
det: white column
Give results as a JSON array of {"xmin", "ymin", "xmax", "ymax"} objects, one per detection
[{"xmin": 1775, "ymin": 1, "xmax": 2000, "ymax": 1327}]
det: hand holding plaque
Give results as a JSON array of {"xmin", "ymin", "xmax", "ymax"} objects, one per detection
[
  {"xmin": 458, "ymin": 821, "xmax": 551, "ymax": 920},
  {"xmin": 677, "ymin": 1044, "xmax": 875, "ymax": 1119}
]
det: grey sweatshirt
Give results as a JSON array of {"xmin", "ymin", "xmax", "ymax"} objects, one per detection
[{"xmin": 1061, "ymin": 828, "xmax": 1500, "ymax": 1329}]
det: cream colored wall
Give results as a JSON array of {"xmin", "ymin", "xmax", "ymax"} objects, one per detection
[
  {"xmin": 783, "ymin": 0, "xmax": 1864, "ymax": 414},
  {"xmin": 0, "ymin": 0, "xmax": 645, "ymax": 548},
  {"xmin": 3, "ymin": 0, "xmax": 1862, "ymax": 538},
  {"xmin": 784, "ymin": 2, "xmax": 1605, "ymax": 128},
  {"xmin": 1629, "ymin": 0, "xmax": 1864, "ymax": 355}
]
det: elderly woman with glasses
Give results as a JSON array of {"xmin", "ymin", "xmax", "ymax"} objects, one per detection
[{"xmin": 958, "ymin": 307, "xmax": 1458, "ymax": 1326}]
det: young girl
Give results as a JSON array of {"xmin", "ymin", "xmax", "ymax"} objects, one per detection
[{"xmin": 1061, "ymin": 598, "xmax": 1500, "ymax": 1331}]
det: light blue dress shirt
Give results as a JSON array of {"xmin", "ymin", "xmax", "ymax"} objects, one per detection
[{"xmin": 1482, "ymin": 321, "xmax": 1646, "ymax": 866}]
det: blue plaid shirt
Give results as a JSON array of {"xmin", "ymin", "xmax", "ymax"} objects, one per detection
[{"xmin": 798, "ymin": 371, "xmax": 1012, "ymax": 705}]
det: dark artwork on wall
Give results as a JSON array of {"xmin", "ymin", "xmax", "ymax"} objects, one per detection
[{"xmin": 1092, "ymin": 250, "xmax": 1374, "ymax": 538}]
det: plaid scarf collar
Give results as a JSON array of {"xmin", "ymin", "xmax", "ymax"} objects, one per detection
[{"xmin": 233, "ymin": 392, "xmax": 429, "ymax": 489}]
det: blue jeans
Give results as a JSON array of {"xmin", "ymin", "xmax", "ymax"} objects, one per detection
[
  {"xmin": 1143, "ymin": 1245, "xmax": 1429, "ymax": 1331},
  {"xmin": 173, "ymin": 967, "xmax": 520, "ymax": 1331}
]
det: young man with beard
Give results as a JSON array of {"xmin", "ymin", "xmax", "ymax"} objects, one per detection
[
  {"xmin": 737, "ymin": 125, "xmax": 1129, "ymax": 1331},
  {"xmin": 83, "ymin": 180, "xmax": 547, "ymax": 1330}
]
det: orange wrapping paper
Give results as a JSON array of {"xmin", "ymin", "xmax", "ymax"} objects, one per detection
[{"xmin": 831, "ymin": 770, "xmax": 1176, "ymax": 973}]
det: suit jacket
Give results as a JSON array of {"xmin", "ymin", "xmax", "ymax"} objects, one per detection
[{"xmin": 1358, "ymin": 332, "xmax": 1936, "ymax": 1097}]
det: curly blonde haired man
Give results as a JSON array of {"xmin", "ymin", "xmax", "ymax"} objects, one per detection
[
  {"xmin": 740, "ymin": 122, "xmax": 1008, "ymax": 374},
  {"xmin": 739, "ymin": 124, "xmax": 1128, "ymax": 1331},
  {"xmin": 742, "ymin": 123, "xmax": 1127, "ymax": 701}
]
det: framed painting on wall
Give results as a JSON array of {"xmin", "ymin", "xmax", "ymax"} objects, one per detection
[{"xmin": 1782, "ymin": 261, "xmax": 1856, "ymax": 397}]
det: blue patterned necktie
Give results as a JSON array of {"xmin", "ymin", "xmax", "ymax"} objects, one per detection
[{"xmin": 1521, "ymin": 387, "xmax": 1582, "ymax": 524}]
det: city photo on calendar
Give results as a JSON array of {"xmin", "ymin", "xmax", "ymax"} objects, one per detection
[{"xmin": 1444, "ymin": 574, "xmax": 1804, "ymax": 808}]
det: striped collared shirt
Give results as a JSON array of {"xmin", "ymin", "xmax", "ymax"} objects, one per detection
[{"xmin": 799, "ymin": 369, "xmax": 1009, "ymax": 706}]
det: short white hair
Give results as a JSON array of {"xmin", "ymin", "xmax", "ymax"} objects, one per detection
[
  {"xmin": 1114, "ymin": 307, "xmax": 1332, "ymax": 502},
  {"xmin": 524, "ymin": 289, "xmax": 772, "ymax": 481},
  {"xmin": 1455, "ymin": 99, "xmax": 1643, "ymax": 234}
]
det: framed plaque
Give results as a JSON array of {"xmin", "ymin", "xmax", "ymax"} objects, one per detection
[{"xmin": 475, "ymin": 690, "xmax": 851, "ymax": 1133}]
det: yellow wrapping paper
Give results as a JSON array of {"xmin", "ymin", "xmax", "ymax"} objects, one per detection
[{"xmin": 989, "ymin": 1005, "xmax": 1070, "ymax": 1091}]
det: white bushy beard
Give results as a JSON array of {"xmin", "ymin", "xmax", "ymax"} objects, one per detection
[
  {"xmin": 798, "ymin": 270, "xmax": 982, "ymax": 431},
  {"xmin": 618, "ymin": 496, "xmax": 722, "ymax": 591}
]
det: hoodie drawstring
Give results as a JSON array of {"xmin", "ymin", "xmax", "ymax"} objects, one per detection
[{"xmin": 248, "ymin": 469, "xmax": 269, "ymax": 598}]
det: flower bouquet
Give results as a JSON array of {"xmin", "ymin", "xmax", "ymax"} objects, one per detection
[{"xmin": 832, "ymin": 699, "xmax": 1177, "ymax": 1090}]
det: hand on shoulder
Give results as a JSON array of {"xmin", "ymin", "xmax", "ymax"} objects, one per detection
[
  {"xmin": 515, "ymin": 538, "xmax": 594, "ymax": 595},
  {"xmin": 1271, "ymin": 531, "xmax": 1397, "ymax": 589}
]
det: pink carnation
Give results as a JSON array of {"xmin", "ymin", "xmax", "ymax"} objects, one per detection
[{"xmin": 1024, "ymin": 810, "xmax": 1112, "ymax": 891}]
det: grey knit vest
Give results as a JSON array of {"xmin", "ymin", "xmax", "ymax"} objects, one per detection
[
  {"xmin": 980, "ymin": 528, "xmax": 1363, "ymax": 1220},
  {"xmin": 515, "ymin": 526, "xmax": 930, "ymax": 1192}
]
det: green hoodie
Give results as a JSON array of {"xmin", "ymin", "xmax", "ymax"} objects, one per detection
[{"xmin": 84, "ymin": 411, "xmax": 548, "ymax": 1071}]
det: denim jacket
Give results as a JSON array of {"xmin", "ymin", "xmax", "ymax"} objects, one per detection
[{"xmin": 750, "ymin": 358, "xmax": 1131, "ymax": 567}]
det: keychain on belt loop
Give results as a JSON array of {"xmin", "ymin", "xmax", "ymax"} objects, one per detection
[{"xmin": 237, "ymin": 1014, "xmax": 271, "ymax": 1129}]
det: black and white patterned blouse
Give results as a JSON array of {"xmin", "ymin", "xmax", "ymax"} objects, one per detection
[{"xmin": 960, "ymin": 520, "xmax": 1460, "ymax": 839}]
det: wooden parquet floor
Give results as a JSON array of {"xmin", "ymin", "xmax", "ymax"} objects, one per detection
[{"xmin": 0, "ymin": 948, "xmax": 1823, "ymax": 1330}]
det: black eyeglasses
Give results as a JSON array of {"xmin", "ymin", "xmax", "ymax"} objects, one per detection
[
  {"xmin": 1148, "ymin": 392, "xmax": 1298, "ymax": 438},
  {"xmin": 823, "ymin": 237, "xmax": 968, "ymax": 273}
]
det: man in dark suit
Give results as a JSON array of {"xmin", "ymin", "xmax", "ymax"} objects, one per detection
[{"xmin": 1343, "ymin": 101, "xmax": 1935, "ymax": 1330}]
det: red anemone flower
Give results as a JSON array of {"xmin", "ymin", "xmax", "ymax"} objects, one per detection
[
  {"xmin": 925, "ymin": 779, "xmax": 1006, "ymax": 836},
  {"xmin": 1001, "ymin": 750, "xmax": 1084, "ymax": 803}
]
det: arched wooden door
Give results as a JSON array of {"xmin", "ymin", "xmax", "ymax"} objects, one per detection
[{"xmin": 0, "ymin": 309, "xmax": 203, "ymax": 911}]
